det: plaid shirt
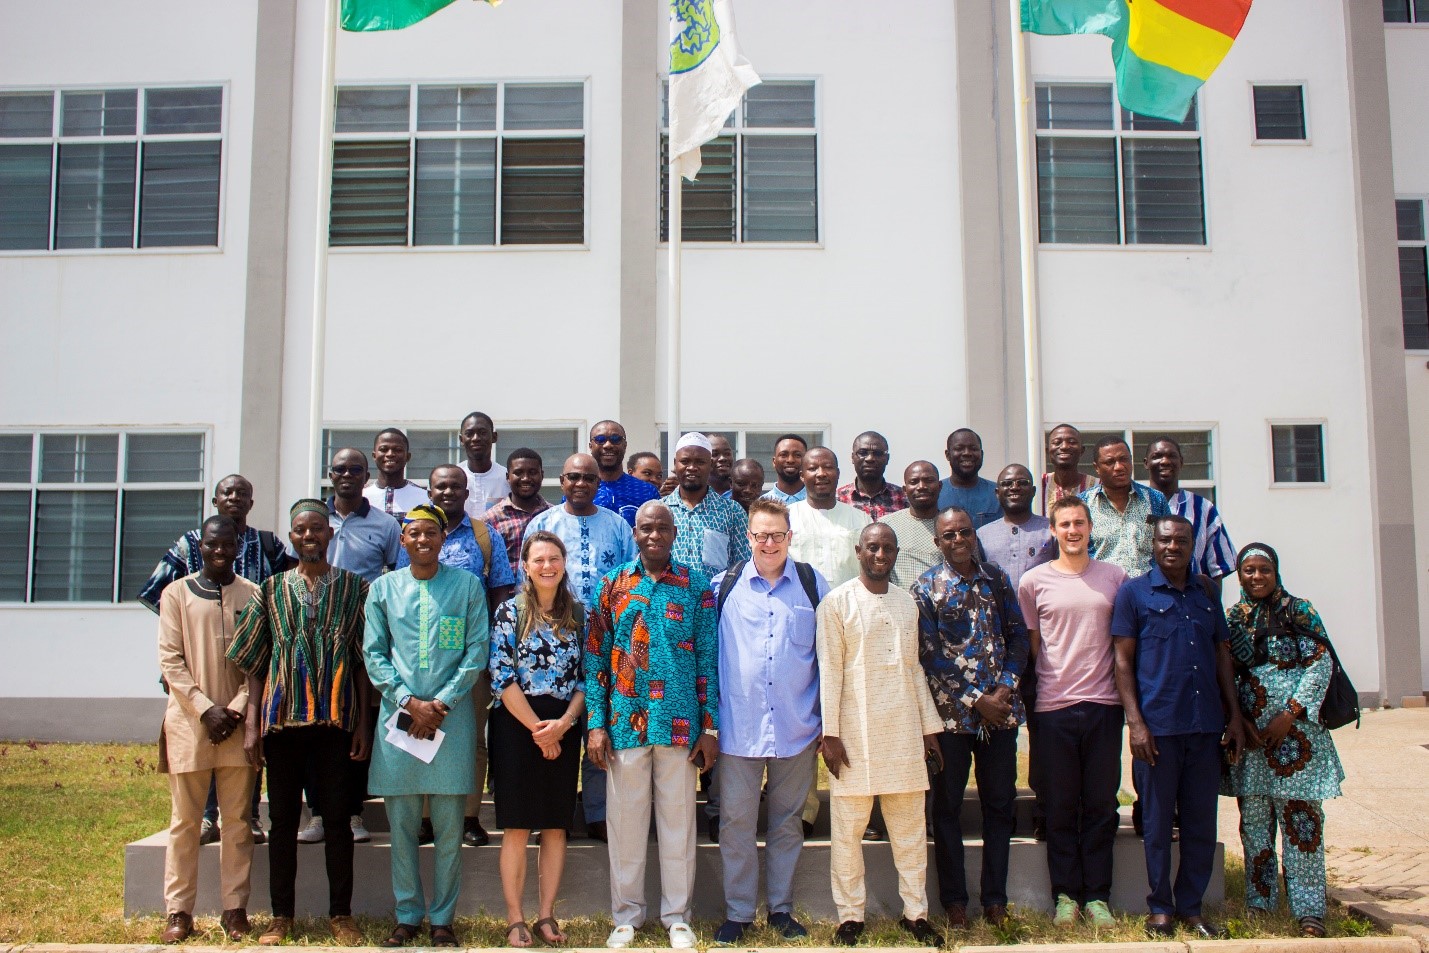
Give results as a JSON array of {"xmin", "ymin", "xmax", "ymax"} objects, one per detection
[
  {"xmin": 482, "ymin": 496, "xmax": 552, "ymax": 580},
  {"xmin": 836, "ymin": 481, "xmax": 909, "ymax": 521}
]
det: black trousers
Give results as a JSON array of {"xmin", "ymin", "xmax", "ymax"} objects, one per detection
[
  {"xmin": 1035, "ymin": 701, "xmax": 1124, "ymax": 904},
  {"xmin": 265, "ymin": 725, "xmax": 355, "ymax": 917},
  {"xmin": 932, "ymin": 727, "xmax": 1018, "ymax": 908}
]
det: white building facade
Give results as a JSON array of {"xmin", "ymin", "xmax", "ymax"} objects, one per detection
[{"xmin": 0, "ymin": 0, "xmax": 1424, "ymax": 739}]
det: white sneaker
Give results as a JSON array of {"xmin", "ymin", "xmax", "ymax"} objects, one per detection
[
  {"xmin": 350, "ymin": 815, "xmax": 370, "ymax": 843},
  {"xmin": 606, "ymin": 924, "xmax": 636, "ymax": 949},
  {"xmin": 296, "ymin": 815, "xmax": 325, "ymax": 843},
  {"xmin": 668, "ymin": 922, "xmax": 696, "ymax": 949}
]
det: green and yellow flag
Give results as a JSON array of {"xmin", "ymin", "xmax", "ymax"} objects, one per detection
[
  {"xmin": 341, "ymin": 0, "xmax": 500, "ymax": 33},
  {"xmin": 1021, "ymin": 0, "xmax": 1253, "ymax": 122}
]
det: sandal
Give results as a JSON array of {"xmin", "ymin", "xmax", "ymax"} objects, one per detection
[
  {"xmin": 534, "ymin": 917, "xmax": 567, "ymax": 945},
  {"xmin": 1300, "ymin": 916, "xmax": 1327, "ymax": 938},
  {"xmin": 507, "ymin": 922, "xmax": 534, "ymax": 948},
  {"xmin": 430, "ymin": 924, "xmax": 459, "ymax": 947},
  {"xmin": 382, "ymin": 923, "xmax": 422, "ymax": 948}
]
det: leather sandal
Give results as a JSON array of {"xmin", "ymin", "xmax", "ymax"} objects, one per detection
[
  {"xmin": 381, "ymin": 922, "xmax": 422, "ymax": 947},
  {"xmin": 1300, "ymin": 916, "xmax": 1327, "ymax": 938},
  {"xmin": 429, "ymin": 924, "xmax": 459, "ymax": 947},
  {"xmin": 507, "ymin": 922, "xmax": 534, "ymax": 948},
  {"xmin": 534, "ymin": 917, "xmax": 566, "ymax": 945}
]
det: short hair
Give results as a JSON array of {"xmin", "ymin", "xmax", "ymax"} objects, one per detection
[
  {"xmin": 627, "ymin": 451, "xmax": 661, "ymax": 471},
  {"xmin": 1149, "ymin": 513, "xmax": 1194, "ymax": 533},
  {"xmin": 1148, "ymin": 435, "xmax": 1183, "ymax": 455},
  {"xmin": 803, "ymin": 446, "xmax": 839, "ymax": 468},
  {"xmin": 213, "ymin": 473, "xmax": 250, "ymax": 494},
  {"xmin": 589, "ymin": 419, "xmax": 623, "ymax": 437},
  {"xmin": 773, "ymin": 433, "xmax": 807, "ymax": 450},
  {"xmin": 1048, "ymin": 423, "xmax": 1081, "ymax": 437},
  {"xmin": 937, "ymin": 504, "xmax": 973, "ymax": 523},
  {"xmin": 506, "ymin": 447, "xmax": 543, "ymax": 468},
  {"xmin": 853, "ymin": 430, "xmax": 888, "ymax": 446},
  {"xmin": 747, "ymin": 497, "xmax": 790, "ymax": 527},
  {"xmin": 946, "ymin": 427, "xmax": 982, "ymax": 448},
  {"xmin": 1093, "ymin": 434, "xmax": 1130, "ymax": 457},
  {"xmin": 1048, "ymin": 496, "xmax": 1091, "ymax": 522},
  {"xmin": 429, "ymin": 462, "xmax": 465, "ymax": 483},
  {"xmin": 374, "ymin": 427, "xmax": 409, "ymax": 449},
  {"xmin": 330, "ymin": 447, "xmax": 369, "ymax": 468},
  {"xmin": 732, "ymin": 457, "xmax": 765, "ymax": 476},
  {"xmin": 201, "ymin": 514, "xmax": 238, "ymax": 537},
  {"xmin": 460, "ymin": 411, "xmax": 494, "ymax": 430}
]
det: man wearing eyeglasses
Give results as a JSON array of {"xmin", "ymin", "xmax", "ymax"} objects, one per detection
[
  {"xmin": 836, "ymin": 432, "xmax": 908, "ymax": 520},
  {"xmin": 324, "ymin": 448, "xmax": 402, "ymax": 585},
  {"xmin": 977, "ymin": 465, "xmax": 1057, "ymax": 590},
  {"xmin": 589, "ymin": 420, "xmax": 658, "ymax": 527}
]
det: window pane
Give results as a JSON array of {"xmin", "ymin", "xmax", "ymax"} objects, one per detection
[
  {"xmin": 1252, "ymin": 86, "xmax": 1306, "ymax": 140},
  {"xmin": 743, "ymin": 135, "xmax": 817, "ymax": 242},
  {"xmin": 1272, "ymin": 424, "xmax": 1325, "ymax": 483},
  {"xmin": 61, "ymin": 89, "xmax": 137, "ymax": 137},
  {"xmin": 500, "ymin": 137, "xmax": 584, "ymax": 244},
  {"xmin": 1397, "ymin": 199, "xmax": 1425, "ymax": 242},
  {"xmin": 659, "ymin": 134, "xmax": 735, "ymax": 242},
  {"xmin": 417, "ymin": 85, "xmax": 496, "ymax": 131},
  {"xmin": 0, "ymin": 144, "xmax": 54, "ymax": 250},
  {"xmin": 1035, "ymin": 84, "xmax": 1114, "ymax": 130},
  {"xmin": 408, "ymin": 429, "xmax": 460, "ymax": 478},
  {"xmin": 413, "ymin": 138, "xmax": 496, "ymax": 246},
  {"xmin": 32, "ymin": 489, "xmax": 116, "ymax": 601},
  {"xmin": 0, "ymin": 92, "xmax": 54, "ymax": 137},
  {"xmin": 329, "ymin": 140, "xmax": 410, "ymax": 246},
  {"xmin": 55, "ymin": 143, "xmax": 137, "ymax": 249},
  {"xmin": 0, "ymin": 435, "xmax": 33, "ymax": 482},
  {"xmin": 119, "ymin": 489, "xmax": 203, "ymax": 601},
  {"xmin": 1036, "ymin": 137, "xmax": 1118, "ymax": 243},
  {"xmin": 139, "ymin": 140, "xmax": 221, "ymax": 247},
  {"xmin": 503, "ymin": 84, "xmax": 584, "ymax": 130},
  {"xmin": 744, "ymin": 431, "xmax": 824, "ymax": 468},
  {"xmin": 1401, "ymin": 246, "xmax": 1429, "ymax": 350},
  {"xmin": 745, "ymin": 81, "xmax": 815, "ymax": 128},
  {"xmin": 335, "ymin": 86, "xmax": 410, "ymax": 133},
  {"xmin": 0, "ymin": 491, "xmax": 29, "ymax": 601},
  {"xmin": 1121, "ymin": 98, "xmax": 1198, "ymax": 131},
  {"xmin": 1132, "ymin": 430, "xmax": 1212, "ymax": 482},
  {"xmin": 125, "ymin": 433, "xmax": 204, "ymax": 483},
  {"xmin": 1418, "ymin": 0, "xmax": 1429, "ymax": 22},
  {"xmin": 1122, "ymin": 138, "xmax": 1204, "ymax": 245},
  {"xmin": 145, "ymin": 87, "xmax": 222, "ymax": 135},
  {"xmin": 499, "ymin": 429, "xmax": 579, "ymax": 471},
  {"xmin": 40, "ymin": 434, "xmax": 118, "ymax": 483},
  {"xmin": 1383, "ymin": 0, "xmax": 1411, "ymax": 21}
]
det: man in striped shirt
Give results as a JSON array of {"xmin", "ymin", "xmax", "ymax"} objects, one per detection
[{"xmin": 1144, "ymin": 437, "xmax": 1236, "ymax": 586}]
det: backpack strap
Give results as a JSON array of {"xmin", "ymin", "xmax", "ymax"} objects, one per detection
[
  {"xmin": 471, "ymin": 519, "xmax": 493, "ymax": 582},
  {"xmin": 793, "ymin": 561, "xmax": 822, "ymax": 610},
  {"xmin": 717, "ymin": 560, "xmax": 748, "ymax": 617}
]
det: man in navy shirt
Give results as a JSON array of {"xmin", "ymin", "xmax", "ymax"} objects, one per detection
[
  {"xmin": 1111, "ymin": 515, "xmax": 1245, "ymax": 938},
  {"xmin": 589, "ymin": 419, "xmax": 658, "ymax": 527}
]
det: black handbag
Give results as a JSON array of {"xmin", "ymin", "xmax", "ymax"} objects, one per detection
[{"xmin": 1307, "ymin": 634, "xmax": 1360, "ymax": 730}]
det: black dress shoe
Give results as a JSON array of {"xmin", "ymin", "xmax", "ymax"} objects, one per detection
[
  {"xmin": 418, "ymin": 818, "xmax": 434, "ymax": 845},
  {"xmin": 586, "ymin": 820, "xmax": 608, "ymax": 842},
  {"xmin": 1145, "ymin": 915, "xmax": 1175, "ymax": 937},
  {"xmin": 834, "ymin": 920, "xmax": 865, "ymax": 946},
  {"xmin": 862, "ymin": 825, "xmax": 884, "ymax": 841},
  {"xmin": 802, "ymin": 819, "xmax": 815, "ymax": 837},
  {"xmin": 1179, "ymin": 917, "xmax": 1227, "ymax": 939},
  {"xmin": 462, "ymin": 818, "xmax": 489, "ymax": 847},
  {"xmin": 899, "ymin": 917, "xmax": 944, "ymax": 947}
]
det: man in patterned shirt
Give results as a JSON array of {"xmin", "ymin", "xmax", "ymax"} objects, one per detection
[
  {"xmin": 1144, "ymin": 437, "xmax": 1236, "ymax": 587},
  {"xmin": 482, "ymin": 448, "xmax": 552, "ymax": 581},
  {"xmin": 883, "ymin": 461, "xmax": 943, "ymax": 591},
  {"xmin": 836, "ymin": 431, "xmax": 909, "ymax": 520},
  {"xmin": 912, "ymin": 507, "xmax": 1029, "ymax": 929},
  {"xmin": 1040, "ymin": 424, "xmax": 1097, "ymax": 517},
  {"xmin": 585, "ymin": 501, "xmax": 719, "ymax": 951},
  {"xmin": 662, "ymin": 432, "xmax": 751, "ymax": 577},
  {"xmin": 1080, "ymin": 435, "xmax": 1170, "ymax": 578},
  {"xmin": 590, "ymin": 419, "xmax": 659, "ymax": 527}
]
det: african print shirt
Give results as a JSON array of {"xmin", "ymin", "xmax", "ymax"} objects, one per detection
[
  {"xmin": 594, "ymin": 472, "xmax": 660, "ymax": 527},
  {"xmin": 489, "ymin": 597, "xmax": 586, "ymax": 706},
  {"xmin": 1039, "ymin": 472, "xmax": 1097, "ymax": 516},
  {"xmin": 227, "ymin": 568, "xmax": 368, "ymax": 735},
  {"xmin": 662, "ymin": 488, "xmax": 751, "ymax": 576},
  {"xmin": 912, "ymin": 561, "xmax": 1030, "ymax": 733},
  {"xmin": 585, "ymin": 560, "xmax": 718, "ymax": 751},
  {"xmin": 138, "ymin": 525, "xmax": 289, "ymax": 613},
  {"xmin": 1168, "ymin": 488, "xmax": 1237, "ymax": 580},
  {"xmin": 836, "ymin": 481, "xmax": 909, "ymax": 521},
  {"xmin": 1080, "ymin": 481, "xmax": 1170, "ymax": 577},
  {"xmin": 483, "ymin": 496, "xmax": 551, "ymax": 581},
  {"xmin": 522, "ymin": 505, "xmax": 637, "ymax": 610}
]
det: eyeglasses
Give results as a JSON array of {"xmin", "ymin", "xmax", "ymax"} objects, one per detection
[
  {"xmin": 750, "ymin": 531, "xmax": 790, "ymax": 544},
  {"xmin": 591, "ymin": 434, "xmax": 625, "ymax": 445},
  {"xmin": 937, "ymin": 528, "xmax": 977, "ymax": 541},
  {"xmin": 562, "ymin": 472, "xmax": 599, "ymax": 484},
  {"xmin": 997, "ymin": 479, "xmax": 1033, "ymax": 489},
  {"xmin": 330, "ymin": 465, "xmax": 366, "ymax": 476}
]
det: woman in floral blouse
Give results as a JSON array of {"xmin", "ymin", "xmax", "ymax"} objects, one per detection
[
  {"xmin": 1223, "ymin": 542, "xmax": 1345, "ymax": 938},
  {"xmin": 488, "ymin": 531, "xmax": 586, "ymax": 947}
]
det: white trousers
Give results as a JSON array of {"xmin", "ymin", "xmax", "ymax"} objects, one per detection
[
  {"xmin": 606, "ymin": 744, "xmax": 697, "ymax": 928},
  {"xmin": 830, "ymin": 791, "xmax": 929, "ymax": 923}
]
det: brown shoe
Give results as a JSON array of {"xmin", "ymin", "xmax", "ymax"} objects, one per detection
[
  {"xmin": 330, "ymin": 914, "xmax": 362, "ymax": 946},
  {"xmin": 258, "ymin": 915, "xmax": 293, "ymax": 946},
  {"xmin": 220, "ymin": 908, "xmax": 251, "ymax": 941},
  {"xmin": 162, "ymin": 911, "xmax": 193, "ymax": 944},
  {"xmin": 944, "ymin": 903, "xmax": 969, "ymax": 928},
  {"xmin": 983, "ymin": 904, "xmax": 1009, "ymax": 927}
]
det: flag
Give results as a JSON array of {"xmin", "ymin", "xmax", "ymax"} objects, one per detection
[
  {"xmin": 1021, "ymin": 0, "xmax": 1252, "ymax": 122},
  {"xmin": 341, "ymin": 0, "xmax": 499, "ymax": 33},
  {"xmin": 668, "ymin": 0, "xmax": 760, "ymax": 181}
]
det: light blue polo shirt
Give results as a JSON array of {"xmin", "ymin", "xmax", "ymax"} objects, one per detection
[{"xmin": 326, "ymin": 497, "xmax": 401, "ymax": 583}]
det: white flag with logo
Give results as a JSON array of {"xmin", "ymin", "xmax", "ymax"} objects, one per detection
[{"xmin": 668, "ymin": 0, "xmax": 760, "ymax": 181}]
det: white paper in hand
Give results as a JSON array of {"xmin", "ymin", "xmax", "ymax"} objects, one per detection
[{"xmin": 384, "ymin": 709, "xmax": 445, "ymax": 765}]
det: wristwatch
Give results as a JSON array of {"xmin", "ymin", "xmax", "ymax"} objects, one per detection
[
  {"xmin": 702, "ymin": 728, "xmax": 719, "ymax": 739},
  {"xmin": 397, "ymin": 693, "xmax": 413, "ymax": 709}
]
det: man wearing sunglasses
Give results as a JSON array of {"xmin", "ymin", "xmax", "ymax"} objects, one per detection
[
  {"xmin": 589, "ymin": 419, "xmax": 657, "ymax": 528},
  {"xmin": 324, "ymin": 448, "xmax": 401, "ymax": 585}
]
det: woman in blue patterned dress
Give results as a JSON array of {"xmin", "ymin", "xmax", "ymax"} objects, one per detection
[
  {"xmin": 489, "ymin": 530, "xmax": 587, "ymax": 947},
  {"xmin": 1223, "ymin": 543, "xmax": 1345, "ymax": 938}
]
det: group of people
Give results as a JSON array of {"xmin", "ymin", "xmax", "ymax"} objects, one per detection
[{"xmin": 146, "ymin": 414, "xmax": 1347, "ymax": 947}]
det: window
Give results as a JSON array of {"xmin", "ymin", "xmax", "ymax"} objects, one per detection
[
  {"xmin": 658, "ymin": 428, "xmax": 826, "ymax": 489},
  {"xmin": 0, "ymin": 87, "xmax": 223, "ymax": 251},
  {"xmin": 1057, "ymin": 426, "xmax": 1218, "ymax": 502},
  {"xmin": 0, "ymin": 431, "xmax": 205, "ymax": 603},
  {"xmin": 1034, "ymin": 83, "xmax": 1205, "ymax": 245},
  {"xmin": 321, "ymin": 426, "xmax": 579, "ymax": 502},
  {"xmin": 329, "ymin": 82, "xmax": 585, "ymax": 247},
  {"xmin": 658, "ymin": 80, "xmax": 818, "ymax": 243},
  {"xmin": 1271, "ymin": 424, "xmax": 1325, "ymax": 484},
  {"xmin": 1252, "ymin": 85, "xmax": 1306, "ymax": 141},
  {"xmin": 1397, "ymin": 198, "xmax": 1428, "ymax": 349},
  {"xmin": 1384, "ymin": 0, "xmax": 1429, "ymax": 22}
]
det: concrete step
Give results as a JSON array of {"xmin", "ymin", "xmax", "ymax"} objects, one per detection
[{"xmin": 125, "ymin": 808, "xmax": 1222, "ymax": 920}]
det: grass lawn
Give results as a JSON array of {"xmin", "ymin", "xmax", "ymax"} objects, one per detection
[{"xmin": 0, "ymin": 741, "xmax": 1380, "ymax": 946}]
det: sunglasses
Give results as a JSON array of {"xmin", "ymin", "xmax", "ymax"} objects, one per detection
[
  {"xmin": 562, "ymin": 472, "xmax": 599, "ymax": 484},
  {"xmin": 330, "ymin": 465, "xmax": 366, "ymax": 476},
  {"xmin": 591, "ymin": 434, "xmax": 626, "ymax": 445},
  {"xmin": 937, "ymin": 528, "xmax": 977, "ymax": 541}
]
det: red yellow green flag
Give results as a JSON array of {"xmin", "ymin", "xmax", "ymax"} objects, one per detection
[{"xmin": 341, "ymin": 0, "xmax": 500, "ymax": 33}]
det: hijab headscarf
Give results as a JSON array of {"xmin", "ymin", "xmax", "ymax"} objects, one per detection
[{"xmin": 1225, "ymin": 541, "xmax": 1295, "ymax": 668}]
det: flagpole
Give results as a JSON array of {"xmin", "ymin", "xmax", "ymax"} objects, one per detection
[
  {"xmin": 666, "ymin": 157, "xmax": 682, "ymax": 452},
  {"xmin": 1009, "ymin": 0, "xmax": 1044, "ymax": 475},
  {"xmin": 306, "ymin": 0, "xmax": 339, "ymax": 495}
]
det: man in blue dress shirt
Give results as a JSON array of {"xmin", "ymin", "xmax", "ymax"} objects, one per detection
[
  {"xmin": 937, "ymin": 429, "xmax": 1001, "ymax": 528},
  {"xmin": 589, "ymin": 419, "xmax": 658, "ymax": 527}
]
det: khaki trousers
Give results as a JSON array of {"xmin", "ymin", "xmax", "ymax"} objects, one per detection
[
  {"xmin": 165, "ymin": 766, "xmax": 255, "ymax": 914},
  {"xmin": 830, "ymin": 791, "xmax": 928, "ymax": 923},
  {"xmin": 606, "ymin": 745, "xmax": 697, "ymax": 928},
  {"xmin": 463, "ymin": 672, "xmax": 493, "ymax": 817}
]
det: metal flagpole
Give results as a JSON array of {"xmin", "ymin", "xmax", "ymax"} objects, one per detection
[
  {"xmin": 307, "ymin": 0, "xmax": 339, "ymax": 494},
  {"xmin": 666, "ymin": 156, "xmax": 683, "ymax": 452},
  {"xmin": 1009, "ymin": 0, "xmax": 1045, "ymax": 475}
]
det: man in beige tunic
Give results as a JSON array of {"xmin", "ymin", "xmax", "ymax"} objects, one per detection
[
  {"xmin": 157, "ymin": 515, "xmax": 260, "ymax": 943},
  {"xmin": 817, "ymin": 522, "xmax": 945, "ymax": 947}
]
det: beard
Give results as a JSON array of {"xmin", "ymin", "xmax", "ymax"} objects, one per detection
[{"xmin": 298, "ymin": 552, "xmax": 325, "ymax": 563}]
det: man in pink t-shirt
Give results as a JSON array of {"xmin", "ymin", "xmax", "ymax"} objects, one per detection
[{"xmin": 1017, "ymin": 496, "xmax": 1128, "ymax": 928}]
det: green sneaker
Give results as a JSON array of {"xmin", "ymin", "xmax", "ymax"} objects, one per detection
[
  {"xmin": 1084, "ymin": 900, "xmax": 1115, "ymax": 928},
  {"xmin": 1053, "ymin": 894, "xmax": 1080, "ymax": 927}
]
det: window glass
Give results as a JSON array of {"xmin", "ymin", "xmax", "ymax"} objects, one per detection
[
  {"xmin": 1121, "ymin": 138, "xmax": 1205, "ymax": 245},
  {"xmin": 417, "ymin": 85, "xmax": 497, "ymax": 132},
  {"xmin": 413, "ymin": 138, "xmax": 497, "ymax": 246},
  {"xmin": 40, "ymin": 434, "xmax": 119, "ymax": 484},
  {"xmin": 503, "ymin": 83, "xmax": 583, "ymax": 130},
  {"xmin": 32, "ymin": 490, "xmax": 117, "ymax": 601},
  {"xmin": 1036, "ymin": 137, "xmax": 1119, "ymax": 244},
  {"xmin": 1036, "ymin": 84, "xmax": 1114, "ymax": 130},
  {"xmin": 742, "ymin": 136, "xmax": 817, "ymax": 242},
  {"xmin": 138, "ymin": 140, "xmax": 222, "ymax": 247},
  {"xmin": 145, "ymin": 87, "xmax": 223, "ymax": 135},
  {"xmin": 119, "ymin": 489, "xmax": 203, "ymax": 599},
  {"xmin": 1397, "ymin": 199, "xmax": 1425, "ymax": 242},
  {"xmin": 1271, "ymin": 424, "xmax": 1325, "ymax": 483},
  {"xmin": 61, "ymin": 89, "xmax": 137, "ymax": 137},
  {"xmin": 1252, "ymin": 86, "xmax": 1306, "ymax": 140},
  {"xmin": 54, "ymin": 143, "xmax": 136, "ymax": 249},
  {"xmin": 745, "ymin": 81, "xmax": 815, "ymax": 128},
  {"xmin": 0, "ymin": 92, "xmax": 53, "ymax": 137},
  {"xmin": 125, "ymin": 433, "xmax": 205, "ymax": 483},
  {"xmin": 0, "ymin": 144, "xmax": 54, "ymax": 250},
  {"xmin": 0, "ymin": 435, "xmax": 33, "ymax": 483},
  {"xmin": 329, "ymin": 140, "xmax": 410, "ymax": 246},
  {"xmin": 500, "ymin": 138, "xmax": 585, "ymax": 244},
  {"xmin": 0, "ymin": 491, "xmax": 30, "ymax": 600}
]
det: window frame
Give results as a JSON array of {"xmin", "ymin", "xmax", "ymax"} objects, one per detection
[
  {"xmin": 657, "ymin": 76, "xmax": 824, "ymax": 248},
  {"xmin": 1267, "ymin": 420, "xmax": 1329, "ymax": 488},
  {"xmin": 0, "ymin": 83, "xmax": 228, "ymax": 256},
  {"xmin": 1249, "ymin": 82, "xmax": 1311, "ymax": 145},
  {"xmin": 0, "ymin": 427, "xmax": 210, "ymax": 606},
  {"xmin": 1383, "ymin": 0, "xmax": 1429, "ymax": 24},
  {"xmin": 328, "ymin": 78, "xmax": 590, "ymax": 252},
  {"xmin": 1398, "ymin": 195, "xmax": 1429, "ymax": 353},
  {"xmin": 1031, "ymin": 79, "xmax": 1211, "ymax": 250}
]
